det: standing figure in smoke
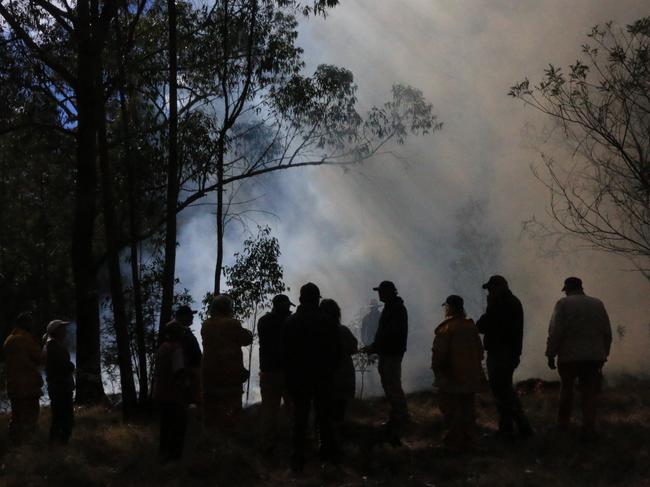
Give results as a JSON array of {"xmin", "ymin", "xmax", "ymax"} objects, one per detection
[
  {"xmin": 284, "ymin": 283, "xmax": 340, "ymax": 472},
  {"xmin": 477, "ymin": 275, "xmax": 534, "ymax": 439},
  {"xmin": 201, "ymin": 295, "xmax": 253, "ymax": 429},
  {"xmin": 165, "ymin": 305, "xmax": 202, "ymax": 406},
  {"xmin": 320, "ymin": 299, "xmax": 358, "ymax": 445},
  {"xmin": 153, "ymin": 324, "xmax": 189, "ymax": 463},
  {"xmin": 258, "ymin": 294, "xmax": 295, "ymax": 453},
  {"xmin": 362, "ymin": 280, "xmax": 409, "ymax": 445},
  {"xmin": 3, "ymin": 312, "xmax": 43, "ymax": 444},
  {"xmin": 43, "ymin": 319, "xmax": 75, "ymax": 445},
  {"xmin": 546, "ymin": 277, "xmax": 612, "ymax": 442},
  {"xmin": 432, "ymin": 295, "xmax": 488, "ymax": 452}
]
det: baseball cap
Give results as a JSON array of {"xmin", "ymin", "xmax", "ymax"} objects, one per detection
[
  {"xmin": 562, "ymin": 277, "xmax": 583, "ymax": 292},
  {"xmin": 46, "ymin": 319, "xmax": 71, "ymax": 336},
  {"xmin": 373, "ymin": 280, "xmax": 397, "ymax": 292},
  {"xmin": 482, "ymin": 275, "xmax": 508, "ymax": 290},
  {"xmin": 272, "ymin": 294, "xmax": 295, "ymax": 307},
  {"xmin": 442, "ymin": 295, "xmax": 464, "ymax": 310},
  {"xmin": 175, "ymin": 305, "xmax": 197, "ymax": 316}
]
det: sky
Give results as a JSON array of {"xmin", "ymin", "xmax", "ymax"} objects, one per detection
[{"xmin": 176, "ymin": 0, "xmax": 650, "ymax": 395}]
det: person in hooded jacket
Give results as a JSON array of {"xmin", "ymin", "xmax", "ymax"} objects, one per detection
[
  {"xmin": 320, "ymin": 299, "xmax": 358, "ymax": 443},
  {"xmin": 476, "ymin": 275, "xmax": 533, "ymax": 438},
  {"xmin": 43, "ymin": 319, "xmax": 75, "ymax": 445},
  {"xmin": 3, "ymin": 312, "xmax": 43, "ymax": 443},
  {"xmin": 258, "ymin": 294, "xmax": 294, "ymax": 452},
  {"xmin": 283, "ymin": 283, "xmax": 340, "ymax": 472},
  {"xmin": 201, "ymin": 295, "xmax": 253, "ymax": 429},
  {"xmin": 432, "ymin": 295, "xmax": 488, "ymax": 451},
  {"xmin": 362, "ymin": 280, "xmax": 409, "ymax": 444}
]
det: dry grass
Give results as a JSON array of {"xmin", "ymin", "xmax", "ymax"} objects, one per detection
[{"xmin": 1, "ymin": 377, "xmax": 649, "ymax": 487}]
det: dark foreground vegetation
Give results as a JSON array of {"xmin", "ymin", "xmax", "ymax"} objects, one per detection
[{"xmin": 1, "ymin": 376, "xmax": 649, "ymax": 487}]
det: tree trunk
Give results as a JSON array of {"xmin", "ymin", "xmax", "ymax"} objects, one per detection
[
  {"xmin": 214, "ymin": 139, "xmax": 225, "ymax": 295},
  {"xmin": 97, "ymin": 82, "xmax": 138, "ymax": 418},
  {"xmin": 160, "ymin": 0, "xmax": 179, "ymax": 333},
  {"xmin": 72, "ymin": 1, "xmax": 104, "ymax": 403},
  {"xmin": 115, "ymin": 21, "xmax": 149, "ymax": 404}
]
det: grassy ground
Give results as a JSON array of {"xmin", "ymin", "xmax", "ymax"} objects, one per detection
[{"xmin": 1, "ymin": 376, "xmax": 649, "ymax": 487}]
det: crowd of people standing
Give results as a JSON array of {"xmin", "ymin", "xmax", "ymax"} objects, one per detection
[{"xmin": 2, "ymin": 273, "xmax": 613, "ymax": 472}]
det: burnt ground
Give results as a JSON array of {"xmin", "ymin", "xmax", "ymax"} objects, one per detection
[{"xmin": 1, "ymin": 376, "xmax": 649, "ymax": 487}]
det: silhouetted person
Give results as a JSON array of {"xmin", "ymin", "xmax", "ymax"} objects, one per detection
[
  {"xmin": 477, "ymin": 275, "xmax": 533, "ymax": 439},
  {"xmin": 320, "ymin": 299, "xmax": 358, "ymax": 444},
  {"xmin": 43, "ymin": 320, "xmax": 75, "ymax": 445},
  {"xmin": 201, "ymin": 295, "xmax": 253, "ymax": 429},
  {"xmin": 3, "ymin": 312, "xmax": 43, "ymax": 443},
  {"xmin": 284, "ymin": 283, "xmax": 340, "ymax": 472},
  {"xmin": 361, "ymin": 299, "xmax": 380, "ymax": 347},
  {"xmin": 363, "ymin": 280, "xmax": 409, "ymax": 445},
  {"xmin": 432, "ymin": 295, "xmax": 488, "ymax": 452},
  {"xmin": 258, "ymin": 294, "xmax": 294, "ymax": 453},
  {"xmin": 166, "ymin": 305, "xmax": 202, "ymax": 405},
  {"xmin": 546, "ymin": 277, "xmax": 612, "ymax": 441},
  {"xmin": 154, "ymin": 323, "xmax": 189, "ymax": 463}
]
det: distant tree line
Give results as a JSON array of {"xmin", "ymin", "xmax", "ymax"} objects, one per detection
[{"xmin": 0, "ymin": 0, "xmax": 439, "ymax": 417}]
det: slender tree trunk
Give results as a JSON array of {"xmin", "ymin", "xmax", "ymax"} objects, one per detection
[
  {"xmin": 96, "ymin": 82, "xmax": 138, "ymax": 418},
  {"xmin": 115, "ymin": 21, "xmax": 149, "ymax": 404},
  {"xmin": 72, "ymin": 1, "xmax": 104, "ymax": 403},
  {"xmin": 160, "ymin": 0, "xmax": 179, "ymax": 332},
  {"xmin": 214, "ymin": 144, "xmax": 225, "ymax": 295}
]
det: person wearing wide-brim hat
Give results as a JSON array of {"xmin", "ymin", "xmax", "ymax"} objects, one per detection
[{"xmin": 43, "ymin": 319, "xmax": 75, "ymax": 445}]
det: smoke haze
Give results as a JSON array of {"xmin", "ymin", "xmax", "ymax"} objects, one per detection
[{"xmin": 176, "ymin": 0, "xmax": 650, "ymax": 394}]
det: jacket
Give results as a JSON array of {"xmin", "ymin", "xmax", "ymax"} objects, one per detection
[
  {"xmin": 166, "ymin": 319, "xmax": 202, "ymax": 369},
  {"xmin": 153, "ymin": 341, "xmax": 187, "ymax": 404},
  {"xmin": 258, "ymin": 310, "xmax": 290, "ymax": 373},
  {"xmin": 283, "ymin": 304, "xmax": 340, "ymax": 394},
  {"xmin": 334, "ymin": 324, "xmax": 358, "ymax": 400},
  {"xmin": 546, "ymin": 293, "xmax": 612, "ymax": 363},
  {"xmin": 432, "ymin": 316, "xmax": 488, "ymax": 394},
  {"xmin": 368, "ymin": 297, "xmax": 408, "ymax": 356},
  {"xmin": 201, "ymin": 314, "xmax": 253, "ymax": 393},
  {"xmin": 476, "ymin": 291, "xmax": 524, "ymax": 364},
  {"xmin": 44, "ymin": 338, "xmax": 75, "ymax": 394},
  {"xmin": 3, "ymin": 328, "xmax": 43, "ymax": 399}
]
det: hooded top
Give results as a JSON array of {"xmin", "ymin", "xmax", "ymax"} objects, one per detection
[
  {"xmin": 476, "ymin": 291, "xmax": 524, "ymax": 362},
  {"xmin": 3, "ymin": 328, "xmax": 43, "ymax": 399},
  {"xmin": 368, "ymin": 297, "xmax": 408, "ymax": 356},
  {"xmin": 546, "ymin": 293, "xmax": 612, "ymax": 363},
  {"xmin": 432, "ymin": 316, "xmax": 488, "ymax": 394}
]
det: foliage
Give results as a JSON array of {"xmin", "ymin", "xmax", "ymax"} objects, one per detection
[
  {"xmin": 220, "ymin": 226, "xmax": 286, "ymax": 321},
  {"xmin": 510, "ymin": 18, "xmax": 650, "ymax": 278}
]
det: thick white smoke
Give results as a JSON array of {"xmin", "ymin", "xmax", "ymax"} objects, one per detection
[{"xmin": 176, "ymin": 0, "xmax": 650, "ymax": 396}]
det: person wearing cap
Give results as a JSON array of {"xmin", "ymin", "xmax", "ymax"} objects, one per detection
[
  {"xmin": 3, "ymin": 312, "xmax": 43, "ymax": 443},
  {"xmin": 166, "ymin": 305, "xmax": 202, "ymax": 405},
  {"xmin": 201, "ymin": 294, "xmax": 253, "ymax": 429},
  {"xmin": 257, "ymin": 294, "xmax": 294, "ymax": 452},
  {"xmin": 283, "ymin": 282, "xmax": 340, "ymax": 471},
  {"xmin": 476, "ymin": 275, "xmax": 533, "ymax": 438},
  {"xmin": 432, "ymin": 296, "xmax": 487, "ymax": 452},
  {"xmin": 153, "ymin": 322, "xmax": 190, "ymax": 463},
  {"xmin": 43, "ymin": 319, "xmax": 75, "ymax": 445},
  {"xmin": 363, "ymin": 280, "xmax": 409, "ymax": 445},
  {"xmin": 546, "ymin": 277, "xmax": 612, "ymax": 441}
]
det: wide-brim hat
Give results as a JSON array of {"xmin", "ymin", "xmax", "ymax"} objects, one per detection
[{"xmin": 47, "ymin": 319, "xmax": 71, "ymax": 336}]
